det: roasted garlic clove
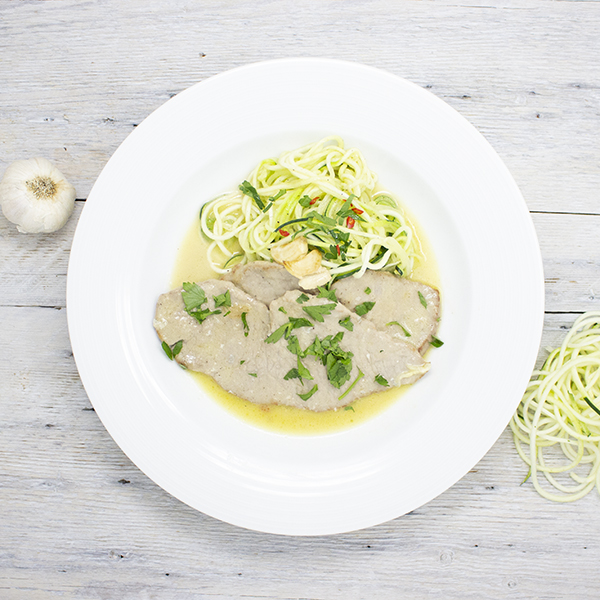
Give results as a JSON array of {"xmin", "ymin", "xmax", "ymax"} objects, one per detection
[
  {"xmin": 271, "ymin": 236, "xmax": 308, "ymax": 264},
  {"xmin": 298, "ymin": 267, "xmax": 332, "ymax": 290},
  {"xmin": 284, "ymin": 249, "xmax": 323, "ymax": 278}
]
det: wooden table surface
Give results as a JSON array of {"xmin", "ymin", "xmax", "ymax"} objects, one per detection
[{"xmin": 1, "ymin": 1, "xmax": 600, "ymax": 598}]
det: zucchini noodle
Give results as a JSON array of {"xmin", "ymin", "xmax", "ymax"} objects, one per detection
[
  {"xmin": 199, "ymin": 136, "xmax": 421, "ymax": 278},
  {"xmin": 510, "ymin": 312, "xmax": 600, "ymax": 502}
]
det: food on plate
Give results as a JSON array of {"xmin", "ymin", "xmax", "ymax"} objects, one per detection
[
  {"xmin": 0, "ymin": 157, "xmax": 76, "ymax": 233},
  {"xmin": 155, "ymin": 137, "xmax": 443, "ymax": 416},
  {"xmin": 332, "ymin": 270, "xmax": 441, "ymax": 353},
  {"xmin": 154, "ymin": 280, "xmax": 429, "ymax": 411},
  {"xmin": 199, "ymin": 136, "xmax": 420, "ymax": 284},
  {"xmin": 511, "ymin": 312, "xmax": 600, "ymax": 502},
  {"xmin": 222, "ymin": 260, "xmax": 300, "ymax": 304}
]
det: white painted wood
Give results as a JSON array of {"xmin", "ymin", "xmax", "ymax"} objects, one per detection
[{"xmin": 1, "ymin": 0, "xmax": 600, "ymax": 598}]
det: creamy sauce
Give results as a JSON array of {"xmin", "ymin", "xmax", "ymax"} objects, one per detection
[{"xmin": 170, "ymin": 203, "xmax": 439, "ymax": 435}]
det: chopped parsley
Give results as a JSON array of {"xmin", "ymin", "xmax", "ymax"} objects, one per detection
[
  {"xmin": 265, "ymin": 317, "xmax": 313, "ymax": 344},
  {"xmin": 278, "ymin": 306, "xmax": 287, "ymax": 314},
  {"xmin": 418, "ymin": 291, "xmax": 427, "ymax": 308},
  {"xmin": 181, "ymin": 282, "xmax": 221, "ymax": 324},
  {"xmin": 355, "ymin": 301, "xmax": 375, "ymax": 316},
  {"xmin": 339, "ymin": 369, "xmax": 364, "ymax": 400},
  {"xmin": 248, "ymin": 372, "xmax": 257, "ymax": 377},
  {"xmin": 298, "ymin": 384, "xmax": 319, "ymax": 401},
  {"xmin": 213, "ymin": 289, "xmax": 231, "ymax": 308},
  {"xmin": 296, "ymin": 293, "xmax": 310, "ymax": 304},
  {"xmin": 338, "ymin": 316, "xmax": 354, "ymax": 331},
  {"xmin": 387, "ymin": 321, "xmax": 411, "ymax": 337},
  {"xmin": 317, "ymin": 286, "xmax": 338, "ymax": 302},
  {"xmin": 239, "ymin": 180, "xmax": 264, "ymax": 210},
  {"xmin": 302, "ymin": 302, "xmax": 337, "ymax": 322},
  {"xmin": 430, "ymin": 336, "xmax": 444, "ymax": 348},
  {"xmin": 241, "ymin": 312, "xmax": 249, "ymax": 336},
  {"xmin": 364, "ymin": 287, "xmax": 372, "ymax": 295},
  {"xmin": 161, "ymin": 339, "xmax": 183, "ymax": 361},
  {"xmin": 298, "ymin": 195, "xmax": 313, "ymax": 208},
  {"xmin": 344, "ymin": 406, "xmax": 355, "ymax": 412},
  {"xmin": 240, "ymin": 360, "xmax": 245, "ymax": 365},
  {"xmin": 375, "ymin": 374, "xmax": 389, "ymax": 387}
]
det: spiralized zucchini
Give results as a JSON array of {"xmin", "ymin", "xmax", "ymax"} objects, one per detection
[
  {"xmin": 510, "ymin": 312, "xmax": 600, "ymax": 501},
  {"xmin": 199, "ymin": 136, "xmax": 421, "ymax": 279}
]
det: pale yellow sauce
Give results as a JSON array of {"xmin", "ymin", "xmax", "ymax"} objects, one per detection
[{"xmin": 171, "ymin": 202, "xmax": 439, "ymax": 436}]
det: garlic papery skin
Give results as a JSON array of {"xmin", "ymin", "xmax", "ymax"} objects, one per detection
[{"xmin": 0, "ymin": 157, "xmax": 76, "ymax": 233}]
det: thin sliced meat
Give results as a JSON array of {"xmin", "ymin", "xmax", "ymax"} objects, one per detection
[
  {"xmin": 222, "ymin": 261, "xmax": 300, "ymax": 305},
  {"xmin": 267, "ymin": 291, "xmax": 429, "ymax": 411},
  {"xmin": 154, "ymin": 281, "xmax": 429, "ymax": 412},
  {"xmin": 154, "ymin": 280, "xmax": 280, "ymax": 399},
  {"xmin": 332, "ymin": 270, "xmax": 440, "ymax": 353}
]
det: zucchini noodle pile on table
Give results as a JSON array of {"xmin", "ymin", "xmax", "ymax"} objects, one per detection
[
  {"xmin": 511, "ymin": 312, "xmax": 600, "ymax": 502},
  {"xmin": 199, "ymin": 136, "xmax": 421, "ymax": 280}
]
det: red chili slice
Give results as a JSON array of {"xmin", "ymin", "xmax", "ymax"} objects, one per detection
[
  {"xmin": 310, "ymin": 197, "xmax": 318, "ymax": 205},
  {"xmin": 351, "ymin": 206, "xmax": 364, "ymax": 215},
  {"xmin": 280, "ymin": 229, "xmax": 290, "ymax": 237},
  {"xmin": 346, "ymin": 217, "xmax": 355, "ymax": 229}
]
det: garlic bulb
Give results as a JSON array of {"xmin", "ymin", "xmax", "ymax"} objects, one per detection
[{"xmin": 0, "ymin": 158, "xmax": 76, "ymax": 233}]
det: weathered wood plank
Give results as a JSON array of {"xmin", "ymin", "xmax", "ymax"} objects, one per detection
[{"xmin": 0, "ymin": 0, "xmax": 599, "ymax": 213}]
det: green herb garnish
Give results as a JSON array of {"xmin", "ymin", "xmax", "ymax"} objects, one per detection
[
  {"xmin": 241, "ymin": 312, "xmax": 249, "ymax": 336},
  {"xmin": 375, "ymin": 374, "xmax": 389, "ymax": 387},
  {"xmin": 171, "ymin": 340, "xmax": 183, "ymax": 357},
  {"xmin": 344, "ymin": 406, "xmax": 355, "ymax": 412},
  {"xmin": 239, "ymin": 180, "xmax": 264, "ymax": 210},
  {"xmin": 302, "ymin": 303, "xmax": 337, "ymax": 323},
  {"xmin": 161, "ymin": 339, "xmax": 183, "ymax": 361},
  {"xmin": 248, "ymin": 372, "xmax": 257, "ymax": 377},
  {"xmin": 338, "ymin": 316, "xmax": 354, "ymax": 331},
  {"xmin": 317, "ymin": 286, "xmax": 338, "ymax": 302},
  {"xmin": 387, "ymin": 321, "xmax": 411, "ymax": 337},
  {"xmin": 364, "ymin": 287, "xmax": 372, "ymax": 295},
  {"xmin": 182, "ymin": 282, "xmax": 207, "ymax": 312},
  {"xmin": 296, "ymin": 293, "xmax": 310, "ymax": 304},
  {"xmin": 430, "ymin": 336, "xmax": 444, "ymax": 348},
  {"xmin": 355, "ymin": 301, "xmax": 375, "ymax": 316},
  {"xmin": 298, "ymin": 384, "xmax": 319, "ymax": 401},
  {"xmin": 213, "ymin": 289, "xmax": 231, "ymax": 308},
  {"xmin": 418, "ymin": 291, "xmax": 427, "ymax": 308},
  {"xmin": 161, "ymin": 341, "xmax": 173, "ymax": 360},
  {"xmin": 339, "ymin": 369, "xmax": 364, "ymax": 400},
  {"xmin": 279, "ymin": 306, "xmax": 287, "ymax": 314}
]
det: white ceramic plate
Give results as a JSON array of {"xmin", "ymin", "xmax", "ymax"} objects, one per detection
[{"xmin": 67, "ymin": 58, "xmax": 544, "ymax": 536}]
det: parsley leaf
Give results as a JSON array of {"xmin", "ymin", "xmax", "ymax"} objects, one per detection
[
  {"xmin": 288, "ymin": 317, "xmax": 313, "ymax": 330},
  {"xmin": 387, "ymin": 321, "xmax": 411, "ymax": 337},
  {"xmin": 286, "ymin": 335, "xmax": 302, "ymax": 356},
  {"xmin": 171, "ymin": 340, "xmax": 183, "ymax": 357},
  {"xmin": 302, "ymin": 303, "xmax": 337, "ymax": 322},
  {"xmin": 364, "ymin": 287, "xmax": 372, "ymax": 295},
  {"xmin": 241, "ymin": 312, "xmax": 249, "ymax": 336},
  {"xmin": 296, "ymin": 293, "xmax": 310, "ymax": 304},
  {"xmin": 284, "ymin": 368, "xmax": 301, "ymax": 381},
  {"xmin": 161, "ymin": 341, "xmax": 173, "ymax": 360},
  {"xmin": 430, "ymin": 336, "xmax": 444, "ymax": 348},
  {"xmin": 278, "ymin": 306, "xmax": 287, "ymax": 314},
  {"xmin": 298, "ymin": 195, "xmax": 312, "ymax": 207},
  {"xmin": 355, "ymin": 301, "xmax": 375, "ymax": 316},
  {"xmin": 344, "ymin": 406, "xmax": 355, "ymax": 412},
  {"xmin": 338, "ymin": 369, "xmax": 364, "ymax": 400},
  {"xmin": 338, "ymin": 316, "xmax": 354, "ymax": 331},
  {"xmin": 317, "ymin": 286, "xmax": 338, "ymax": 302},
  {"xmin": 182, "ymin": 282, "xmax": 207, "ymax": 312},
  {"xmin": 298, "ymin": 384, "xmax": 319, "ymax": 401},
  {"xmin": 296, "ymin": 357, "xmax": 313, "ymax": 381},
  {"xmin": 375, "ymin": 374, "xmax": 389, "ymax": 387},
  {"xmin": 239, "ymin": 180, "xmax": 264, "ymax": 210},
  {"xmin": 418, "ymin": 291, "xmax": 427, "ymax": 308},
  {"xmin": 326, "ymin": 352, "xmax": 353, "ymax": 389},
  {"xmin": 265, "ymin": 323, "xmax": 288, "ymax": 344},
  {"xmin": 213, "ymin": 289, "xmax": 231, "ymax": 308},
  {"xmin": 248, "ymin": 372, "xmax": 257, "ymax": 377}
]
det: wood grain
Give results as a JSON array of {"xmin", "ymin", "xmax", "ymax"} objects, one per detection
[{"xmin": 1, "ymin": 0, "xmax": 599, "ymax": 598}]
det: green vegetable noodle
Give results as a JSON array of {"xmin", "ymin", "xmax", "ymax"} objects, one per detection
[
  {"xmin": 199, "ymin": 137, "xmax": 421, "ymax": 280},
  {"xmin": 510, "ymin": 312, "xmax": 600, "ymax": 502}
]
